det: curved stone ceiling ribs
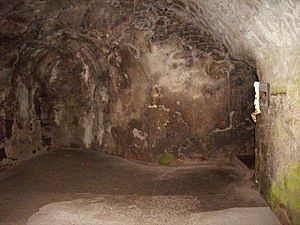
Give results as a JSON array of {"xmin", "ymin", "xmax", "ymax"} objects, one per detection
[{"xmin": 117, "ymin": 0, "xmax": 300, "ymax": 84}]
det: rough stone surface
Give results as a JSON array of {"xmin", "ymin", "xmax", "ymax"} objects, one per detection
[
  {"xmin": 0, "ymin": 149, "xmax": 277, "ymax": 225},
  {"xmin": 256, "ymin": 94, "xmax": 300, "ymax": 225},
  {"xmin": 26, "ymin": 201, "xmax": 280, "ymax": 225},
  {"xmin": 0, "ymin": 0, "xmax": 256, "ymax": 166},
  {"xmin": 1, "ymin": 0, "xmax": 300, "ymax": 224}
]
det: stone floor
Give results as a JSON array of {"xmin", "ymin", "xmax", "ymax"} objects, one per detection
[{"xmin": 0, "ymin": 149, "xmax": 281, "ymax": 225}]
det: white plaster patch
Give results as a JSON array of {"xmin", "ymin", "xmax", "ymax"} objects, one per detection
[
  {"xmin": 53, "ymin": 104, "xmax": 64, "ymax": 126},
  {"xmin": 99, "ymin": 87, "xmax": 109, "ymax": 103},
  {"xmin": 82, "ymin": 64, "xmax": 90, "ymax": 83},
  {"xmin": 142, "ymin": 43, "xmax": 210, "ymax": 96},
  {"xmin": 16, "ymin": 78, "xmax": 29, "ymax": 121},
  {"xmin": 49, "ymin": 60, "xmax": 60, "ymax": 84},
  {"xmin": 82, "ymin": 113, "xmax": 94, "ymax": 148},
  {"xmin": 209, "ymin": 111, "xmax": 235, "ymax": 135},
  {"xmin": 132, "ymin": 128, "xmax": 148, "ymax": 141},
  {"xmin": 97, "ymin": 110, "xmax": 105, "ymax": 146}
]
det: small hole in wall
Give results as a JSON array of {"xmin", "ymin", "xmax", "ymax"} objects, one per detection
[
  {"xmin": 0, "ymin": 148, "xmax": 7, "ymax": 160},
  {"xmin": 259, "ymin": 82, "xmax": 270, "ymax": 107},
  {"xmin": 237, "ymin": 154, "xmax": 255, "ymax": 170}
]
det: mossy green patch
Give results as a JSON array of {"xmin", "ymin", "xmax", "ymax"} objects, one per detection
[
  {"xmin": 271, "ymin": 86, "xmax": 287, "ymax": 95},
  {"xmin": 269, "ymin": 163, "xmax": 300, "ymax": 225},
  {"xmin": 159, "ymin": 153, "xmax": 175, "ymax": 165},
  {"xmin": 295, "ymin": 46, "xmax": 300, "ymax": 55},
  {"xmin": 269, "ymin": 181, "xmax": 288, "ymax": 209},
  {"xmin": 285, "ymin": 116, "xmax": 294, "ymax": 125},
  {"xmin": 272, "ymin": 116, "xmax": 283, "ymax": 140},
  {"xmin": 272, "ymin": 113, "xmax": 295, "ymax": 141},
  {"xmin": 287, "ymin": 73, "xmax": 300, "ymax": 110}
]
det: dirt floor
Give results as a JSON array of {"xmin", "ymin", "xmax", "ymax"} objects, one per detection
[{"xmin": 0, "ymin": 149, "xmax": 280, "ymax": 225}]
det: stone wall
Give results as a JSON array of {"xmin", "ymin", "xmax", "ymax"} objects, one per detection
[
  {"xmin": 0, "ymin": 29, "xmax": 113, "ymax": 166},
  {"xmin": 256, "ymin": 62, "xmax": 300, "ymax": 225},
  {"xmin": 1, "ymin": 0, "xmax": 300, "ymax": 223},
  {"xmin": 184, "ymin": 1, "xmax": 300, "ymax": 223},
  {"xmin": 105, "ymin": 39, "xmax": 256, "ymax": 162},
  {"xmin": 0, "ymin": 0, "xmax": 256, "ymax": 167}
]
